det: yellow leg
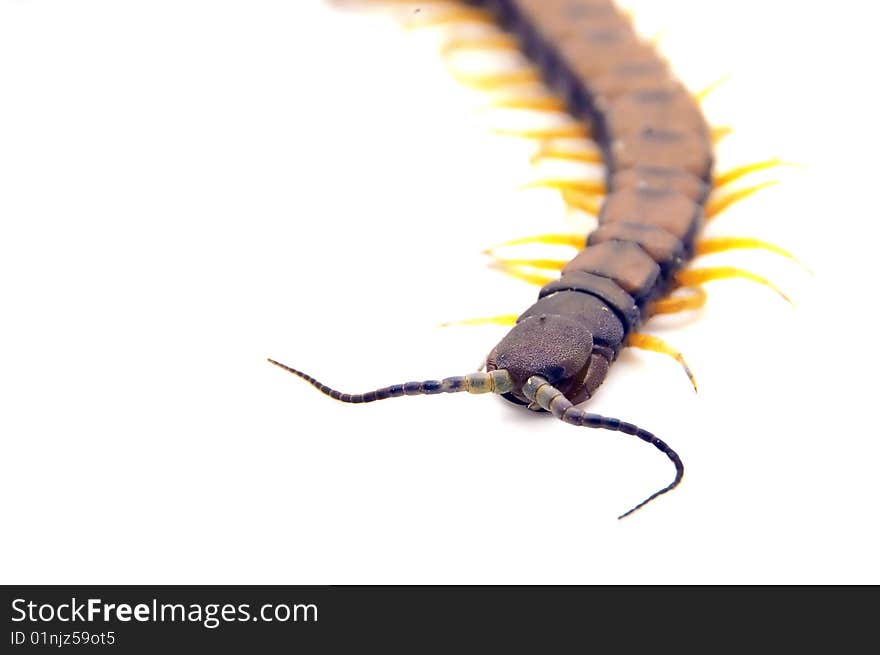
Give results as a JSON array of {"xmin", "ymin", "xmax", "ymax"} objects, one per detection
[
  {"xmin": 440, "ymin": 34, "xmax": 520, "ymax": 57},
  {"xmin": 561, "ymin": 188, "xmax": 602, "ymax": 216},
  {"xmin": 696, "ymin": 74, "xmax": 732, "ymax": 102},
  {"xmin": 519, "ymin": 178, "xmax": 605, "ymax": 195},
  {"xmin": 648, "ymin": 30, "xmax": 667, "ymax": 47},
  {"xmin": 380, "ymin": 0, "xmax": 455, "ymax": 5},
  {"xmin": 490, "ymin": 122, "xmax": 591, "ymax": 139},
  {"xmin": 710, "ymin": 125, "xmax": 733, "ymax": 145},
  {"xmin": 487, "ymin": 257, "xmax": 567, "ymax": 271},
  {"xmin": 438, "ymin": 314, "xmax": 519, "ymax": 328},
  {"xmin": 405, "ymin": 6, "xmax": 495, "ymax": 29},
  {"xmin": 486, "ymin": 95, "xmax": 566, "ymax": 112},
  {"xmin": 450, "ymin": 68, "xmax": 543, "ymax": 91},
  {"xmin": 713, "ymin": 158, "xmax": 801, "ymax": 189},
  {"xmin": 650, "ymin": 286, "xmax": 707, "ymax": 316},
  {"xmin": 482, "ymin": 233, "xmax": 586, "ymax": 254},
  {"xmin": 627, "ymin": 333, "xmax": 698, "ymax": 392},
  {"xmin": 491, "ymin": 261, "xmax": 556, "ymax": 286},
  {"xmin": 705, "ymin": 180, "xmax": 779, "ymax": 221},
  {"xmin": 695, "ymin": 236, "xmax": 809, "ymax": 271},
  {"xmin": 529, "ymin": 146, "xmax": 602, "ymax": 165},
  {"xmin": 676, "ymin": 267, "xmax": 792, "ymax": 304}
]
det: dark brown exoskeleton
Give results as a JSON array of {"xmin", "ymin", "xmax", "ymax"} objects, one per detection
[{"xmin": 267, "ymin": 0, "xmax": 744, "ymax": 518}]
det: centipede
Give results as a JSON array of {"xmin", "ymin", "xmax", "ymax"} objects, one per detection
[{"xmin": 270, "ymin": 0, "xmax": 798, "ymax": 519}]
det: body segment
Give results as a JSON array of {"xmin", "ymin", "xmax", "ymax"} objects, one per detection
[{"xmin": 481, "ymin": 0, "xmax": 713, "ymax": 405}]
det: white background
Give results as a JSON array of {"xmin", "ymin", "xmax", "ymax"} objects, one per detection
[{"xmin": 1, "ymin": 0, "xmax": 877, "ymax": 583}]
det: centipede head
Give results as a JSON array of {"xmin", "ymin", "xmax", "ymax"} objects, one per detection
[
  {"xmin": 270, "ymin": 319, "xmax": 682, "ymax": 520},
  {"xmin": 486, "ymin": 314, "xmax": 590, "ymax": 405},
  {"xmin": 486, "ymin": 314, "xmax": 609, "ymax": 409}
]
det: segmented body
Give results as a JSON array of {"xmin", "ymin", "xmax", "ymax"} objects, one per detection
[
  {"xmin": 478, "ymin": 0, "xmax": 711, "ymax": 405},
  {"xmin": 272, "ymin": 0, "xmax": 738, "ymax": 517}
]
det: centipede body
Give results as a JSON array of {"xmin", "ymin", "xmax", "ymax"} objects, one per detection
[
  {"xmin": 5, "ymin": 0, "xmax": 878, "ymax": 583},
  {"xmin": 263, "ymin": 0, "xmax": 820, "ymax": 521}
]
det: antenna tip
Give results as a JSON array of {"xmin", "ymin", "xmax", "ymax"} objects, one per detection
[{"xmin": 267, "ymin": 357, "xmax": 290, "ymax": 371}]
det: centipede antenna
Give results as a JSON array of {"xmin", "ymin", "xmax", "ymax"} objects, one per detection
[
  {"xmin": 267, "ymin": 358, "xmax": 514, "ymax": 402},
  {"xmin": 522, "ymin": 376, "xmax": 684, "ymax": 520}
]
